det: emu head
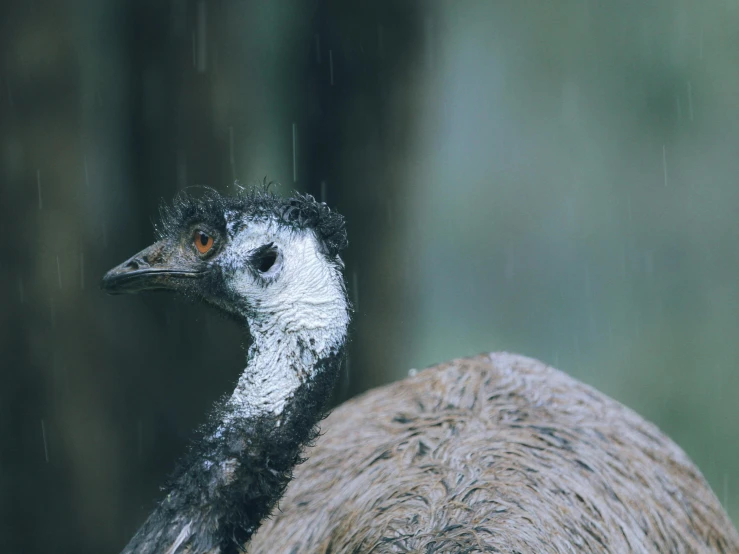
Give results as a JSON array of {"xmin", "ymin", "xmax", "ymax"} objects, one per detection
[{"xmin": 101, "ymin": 187, "xmax": 348, "ymax": 328}]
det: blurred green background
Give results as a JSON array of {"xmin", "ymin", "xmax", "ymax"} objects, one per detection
[{"xmin": 1, "ymin": 1, "xmax": 738, "ymax": 552}]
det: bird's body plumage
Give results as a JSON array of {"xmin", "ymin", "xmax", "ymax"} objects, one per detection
[{"xmin": 251, "ymin": 353, "xmax": 739, "ymax": 553}]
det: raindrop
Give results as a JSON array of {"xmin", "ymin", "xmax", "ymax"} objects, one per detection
[
  {"xmin": 352, "ymin": 269, "xmax": 359, "ymax": 309},
  {"xmin": 56, "ymin": 255, "xmax": 62, "ymax": 290},
  {"xmin": 37, "ymin": 169, "xmax": 43, "ymax": 210},
  {"xmin": 620, "ymin": 244, "xmax": 627, "ymax": 278},
  {"xmin": 645, "ymin": 251, "xmax": 654, "ymax": 280},
  {"xmin": 408, "ymin": 368, "xmax": 418, "ymax": 377},
  {"xmin": 52, "ymin": 353, "xmax": 62, "ymax": 393},
  {"xmin": 329, "ymin": 50, "xmax": 334, "ymax": 86},
  {"xmin": 79, "ymin": 252, "xmax": 85, "ymax": 289},
  {"xmin": 41, "ymin": 419, "xmax": 49, "ymax": 463},
  {"xmin": 292, "ymin": 123, "xmax": 298, "ymax": 183},
  {"xmin": 662, "ymin": 145, "xmax": 668, "ymax": 187},
  {"xmin": 587, "ymin": 301, "xmax": 597, "ymax": 341},
  {"xmin": 315, "ymin": 34, "xmax": 321, "ymax": 64},
  {"xmin": 687, "ymin": 81, "xmax": 694, "ymax": 121},
  {"xmin": 344, "ymin": 355, "xmax": 351, "ymax": 386},
  {"xmin": 191, "ymin": 31, "xmax": 197, "ymax": 68},
  {"xmin": 723, "ymin": 474, "xmax": 730, "ymax": 513},
  {"xmin": 607, "ymin": 317, "xmax": 613, "ymax": 348},
  {"xmin": 138, "ymin": 419, "xmax": 143, "ymax": 461},
  {"xmin": 320, "ymin": 181, "xmax": 327, "ymax": 203},
  {"xmin": 196, "ymin": 1, "xmax": 208, "ymax": 73},
  {"xmin": 83, "ymin": 155, "xmax": 89, "ymax": 188},
  {"xmin": 228, "ymin": 126, "xmax": 236, "ymax": 181}
]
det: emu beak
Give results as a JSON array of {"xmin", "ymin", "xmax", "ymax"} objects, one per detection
[{"xmin": 101, "ymin": 240, "xmax": 203, "ymax": 295}]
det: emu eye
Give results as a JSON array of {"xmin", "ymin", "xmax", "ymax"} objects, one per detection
[{"xmin": 193, "ymin": 230, "xmax": 214, "ymax": 255}]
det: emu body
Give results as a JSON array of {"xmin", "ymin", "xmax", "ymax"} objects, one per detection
[
  {"xmin": 251, "ymin": 353, "xmax": 739, "ymax": 553},
  {"xmin": 103, "ymin": 188, "xmax": 739, "ymax": 553}
]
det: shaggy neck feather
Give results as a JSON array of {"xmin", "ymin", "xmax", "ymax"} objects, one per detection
[
  {"xmin": 120, "ymin": 301, "xmax": 348, "ymax": 554},
  {"xmin": 226, "ymin": 299, "xmax": 349, "ymax": 421}
]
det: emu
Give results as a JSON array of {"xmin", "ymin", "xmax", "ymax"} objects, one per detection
[{"xmin": 102, "ymin": 188, "xmax": 739, "ymax": 553}]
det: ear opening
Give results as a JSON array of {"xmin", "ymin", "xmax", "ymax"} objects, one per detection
[{"xmin": 248, "ymin": 243, "xmax": 281, "ymax": 275}]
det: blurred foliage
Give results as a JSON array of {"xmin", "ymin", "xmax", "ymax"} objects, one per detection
[{"xmin": 1, "ymin": 1, "xmax": 737, "ymax": 552}]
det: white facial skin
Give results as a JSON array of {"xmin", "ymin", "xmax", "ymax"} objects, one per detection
[{"xmin": 217, "ymin": 218, "xmax": 349, "ymax": 419}]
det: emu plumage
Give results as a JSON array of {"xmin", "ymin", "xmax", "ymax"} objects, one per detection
[
  {"xmin": 103, "ymin": 188, "xmax": 739, "ymax": 553},
  {"xmin": 251, "ymin": 353, "xmax": 739, "ymax": 552}
]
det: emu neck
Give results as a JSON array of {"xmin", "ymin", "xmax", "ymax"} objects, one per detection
[
  {"xmin": 227, "ymin": 313, "xmax": 345, "ymax": 421},
  {"xmin": 121, "ymin": 308, "xmax": 348, "ymax": 554}
]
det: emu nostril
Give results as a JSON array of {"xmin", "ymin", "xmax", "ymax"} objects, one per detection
[{"xmin": 125, "ymin": 257, "xmax": 147, "ymax": 271}]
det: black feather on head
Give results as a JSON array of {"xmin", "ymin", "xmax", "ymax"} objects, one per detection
[
  {"xmin": 276, "ymin": 192, "xmax": 348, "ymax": 258},
  {"xmin": 156, "ymin": 183, "xmax": 348, "ymax": 259}
]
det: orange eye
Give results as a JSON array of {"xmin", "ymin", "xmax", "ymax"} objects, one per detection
[{"xmin": 193, "ymin": 230, "xmax": 214, "ymax": 254}]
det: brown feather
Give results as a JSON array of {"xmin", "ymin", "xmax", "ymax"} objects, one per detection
[{"xmin": 249, "ymin": 352, "xmax": 739, "ymax": 553}]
